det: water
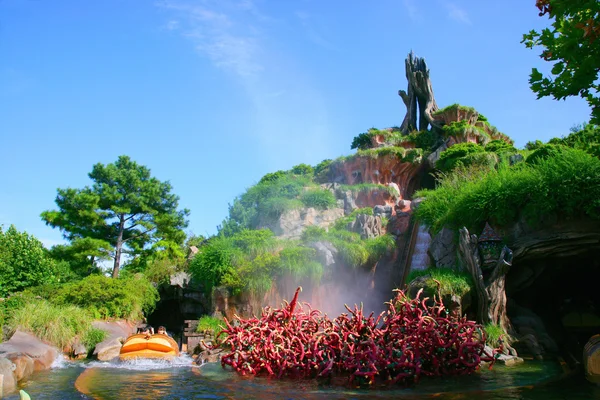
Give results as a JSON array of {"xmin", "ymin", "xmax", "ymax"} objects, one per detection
[
  {"xmin": 409, "ymin": 224, "xmax": 431, "ymax": 272},
  {"xmin": 6, "ymin": 356, "xmax": 600, "ymax": 400}
]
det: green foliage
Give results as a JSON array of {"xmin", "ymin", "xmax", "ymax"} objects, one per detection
[
  {"xmin": 433, "ymin": 103, "xmax": 477, "ymax": 116},
  {"xmin": 300, "ymin": 226, "xmax": 327, "ymax": 242},
  {"xmin": 442, "ymin": 121, "xmax": 490, "ymax": 143},
  {"xmin": 485, "ymin": 140, "xmax": 516, "ymax": 154},
  {"xmin": 483, "ymin": 323, "xmax": 506, "ymax": 348},
  {"xmin": 333, "ymin": 207, "xmax": 374, "ymax": 230},
  {"xmin": 406, "ymin": 268, "xmax": 473, "ymax": 298},
  {"xmin": 0, "ymin": 225, "xmax": 65, "ymax": 296},
  {"xmin": 189, "ymin": 236, "xmax": 237, "ymax": 294},
  {"xmin": 6, "ymin": 299, "xmax": 97, "ymax": 349},
  {"xmin": 220, "ymin": 173, "xmax": 314, "ymax": 233},
  {"xmin": 82, "ymin": 327, "xmax": 107, "ymax": 351},
  {"xmin": 41, "ymin": 155, "xmax": 189, "ymax": 278},
  {"xmin": 416, "ymin": 147, "xmax": 600, "ymax": 232},
  {"xmin": 290, "ymin": 164, "xmax": 314, "ymax": 176},
  {"xmin": 259, "ymin": 170, "xmax": 287, "ymax": 184},
  {"xmin": 300, "ymin": 189, "xmax": 337, "ymax": 210},
  {"xmin": 231, "ymin": 229, "xmax": 277, "ymax": 257},
  {"xmin": 364, "ymin": 234, "xmax": 396, "ymax": 263},
  {"xmin": 278, "ymin": 247, "xmax": 323, "ymax": 281},
  {"xmin": 350, "ymin": 128, "xmax": 404, "ymax": 150},
  {"xmin": 405, "ymin": 130, "xmax": 443, "ymax": 151},
  {"xmin": 47, "ymin": 275, "xmax": 159, "ymax": 320},
  {"xmin": 549, "ymin": 123, "xmax": 600, "ymax": 157},
  {"xmin": 436, "ymin": 143, "xmax": 486, "ymax": 173},
  {"xmin": 351, "ymin": 131, "xmax": 373, "ymax": 150},
  {"xmin": 196, "ymin": 316, "xmax": 225, "ymax": 338},
  {"xmin": 477, "ymin": 114, "xmax": 488, "ymax": 122},
  {"xmin": 522, "ymin": 0, "xmax": 600, "ymax": 124},
  {"xmin": 525, "ymin": 140, "xmax": 545, "ymax": 151},
  {"xmin": 315, "ymin": 158, "xmax": 333, "ymax": 176},
  {"xmin": 525, "ymin": 143, "xmax": 571, "ymax": 164}
]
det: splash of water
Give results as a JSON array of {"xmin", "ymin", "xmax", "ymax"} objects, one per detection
[{"xmin": 81, "ymin": 354, "xmax": 195, "ymax": 371}]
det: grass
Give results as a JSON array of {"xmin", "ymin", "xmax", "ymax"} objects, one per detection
[
  {"xmin": 196, "ymin": 315, "xmax": 226, "ymax": 338},
  {"xmin": 300, "ymin": 188, "xmax": 337, "ymax": 210},
  {"xmin": 415, "ymin": 147, "xmax": 600, "ymax": 232},
  {"xmin": 333, "ymin": 207, "xmax": 374, "ymax": 230},
  {"xmin": 484, "ymin": 323, "xmax": 508, "ymax": 348},
  {"xmin": 7, "ymin": 299, "xmax": 100, "ymax": 350},
  {"xmin": 406, "ymin": 268, "xmax": 473, "ymax": 298}
]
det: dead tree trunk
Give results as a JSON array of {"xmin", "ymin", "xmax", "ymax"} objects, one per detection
[
  {"xmin": 458, "ymin": 227, "xmax": 516, "ymax": 354},
  {"xmin": 398, "ymin": 52, "xmax": 441, "ymax": 133}
]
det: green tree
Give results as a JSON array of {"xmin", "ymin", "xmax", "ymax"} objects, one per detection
[
  {"xmin": 0, "ymin": 225, "xmax": 64, "ymax": 296},
  {"xmin": 41, "ymin": 156, "xmax": 189, "ymax": 278},
  {"xmin": 522, "ymin": 0, "xmax": 600, "ymax": 123}
]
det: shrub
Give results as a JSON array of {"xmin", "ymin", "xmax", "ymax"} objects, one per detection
[
  {"xmin": 526, "ymin": 144, "xmax": 571, "ymax": 164},
  {"xmin": 51, "ymin": 275, "xmax": 159, "ymax": 320},
  {"xmin": 433, "ymin": 103, "xmax": 477, "ymax": 116},
  {"xmin": 549, "ymin": 123, "xmax": 600, "ymax": 158},
  {"xmin": 300, "ymin": 189, "xmax": 337, "ymax": 210},
  {"xmin": 82, "ymin": 327, "xmax": 107, "ymax": 351},
  {"xmin": 364, "ymin": 235, "xmax": 396, "ymax": 263},
  {"xmin": 436, "ymin": 143, "xmax": 486, "ymax": 173},
  {"xmin": 0, "ymin": 225, "xmax": 64, "ymax": 296},
  {"xmin": 189, "ymin": 236, "xmax": 238, "ymax": 294},
  {"xmin": 291, "ymin": 163, "xmax": 314, "ymax": 176},
  {"xmin": 442, "ymin": 121, "xmax": 490, "ymax": 144},
  {"xmin": 314, "ymin": 159, "xmax": 333, "ymax": 182},
  {"xmin": 405, "ymin": 130, "xmax": 443, "ymax": 151},
  {"xmin": 416, "ymin": 147, "xmax": 600, "ymax": 231},
  {"xmin": 351, "ymin": 132, "xmax": 373, "ymax": 150},
  {"xmin": 258, "ymin": 170, "xmax": 286, "ymax": 184},
  {"xmin": 301, "ymin": 226, "xmax": 327, "ymax": 242},
  {"xmin": 485, "ymin": 140, "xmax": 516, "ymax": 154},
  {"xmin": 196, "ymin": 315, "xmax": 225, "ymax": 339}
]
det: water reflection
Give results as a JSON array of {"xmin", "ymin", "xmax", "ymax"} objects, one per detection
[{"xmin": 6, "ymin": 359, "xmax": 599, "ymax": 400}]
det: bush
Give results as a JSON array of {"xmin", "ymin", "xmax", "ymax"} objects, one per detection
[
  {"xmin": 278, "ymin": 246, "xmax": 322, "ymax": 281},
  {"xmin": 436, "ymin": 143, "xmax": 486, "ymax": 173},
  {"xmin": 416, "ymin": 147, "xmax": 600, "ymax": 231},
  {"xmin": 0, "ymin": 225, "xmax": 64, "ymax": 296},
  {"xmin": 301, "ymin": 226, "xmax": 327, "ymax": 242},
  {"xmin": 50, "ymin": 275, "xmax": 159, "ymax": 320},
  {"xmin": 405, "ymin": 130, "xmax": 443, "ymax": 151},
  {"xmin": 526, "ymin": 143, "xmax": 571, "ymax": 164},
  {"xmin": 485, "ymin": 140, "xmax": 516, "ymax": 154},
  {"xmin": 258, "ymin": 170, "xmax": 286, "ymax": 184},
  {"xmin": 189, "ymin": 236, "xmax": 238, "ymax": 294},
  {"xmin": 300, "ymin": 189, "xmax": 337, "ymax": 210},
  {"xmin": 483, "ymin": 323, "xmax": 506, "ymax": 348},
  {"xmin": 196, "ymin": 316, "xmax": 225, "ymax": 338},
  {"xmin": 82, "ymin": 327, "xmax": 107, "ymax": 351},
  {"xmin": 291, "ymin": 163, "xmax": 314, "ymax": 176}
]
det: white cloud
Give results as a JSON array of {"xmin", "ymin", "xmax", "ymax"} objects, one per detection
[
  {"xmin": 445, "ymin": 2, "xmax": 471, "ymax": 25},
  {"xmin": 403, "ymin": 0, "xmax": 419, "ymax": 21}
]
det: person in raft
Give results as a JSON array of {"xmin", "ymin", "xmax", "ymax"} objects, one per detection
[{"xmin": 157, "ymin": 326, "xmax": 171, "ymax": 336}]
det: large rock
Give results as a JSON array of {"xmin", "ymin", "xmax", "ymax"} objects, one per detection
[
  {"xmin": 258, "ymin": 207, "xmax": 345, "ymax": 239},
  {"xmin": 92, "ymin": 321, "xmax": 136, "ymax": 361},
  {"xmin": 429, "ymin": 227, "xmax": 457, "ymax": 269},
  {"xmin": 0, "ymin": 330, "xmax": 59, "ymax": 396},
  {"xmin": 348, "ymin": 214, "xmax": 384, "ymax": 239},
  {"xmin": 308, "ymin": 241, "xmax": 338, "ymax": 267}
]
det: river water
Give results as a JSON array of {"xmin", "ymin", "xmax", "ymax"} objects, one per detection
[{"xmin": 5, "ymin": 356, "xmax": 599, "ymax": 400}]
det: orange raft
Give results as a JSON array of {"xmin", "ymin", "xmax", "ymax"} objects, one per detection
[{"xmin": 119, "ymin": 334, "xmax": 180, "ymax": 360}]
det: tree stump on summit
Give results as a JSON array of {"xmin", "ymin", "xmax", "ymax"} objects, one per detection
[{"xmin": 398, "ymin": 52, "xmax": 441, "ymax": 133}]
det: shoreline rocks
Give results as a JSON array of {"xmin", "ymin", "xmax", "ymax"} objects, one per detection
[{"xmin": 0, "ymin": 330, "xmax": 59, "ymax": 396}]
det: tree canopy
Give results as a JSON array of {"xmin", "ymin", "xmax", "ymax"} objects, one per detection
[
  {"xmin": 522, "ymin": 0, "xmax": 600, "ymax": 124},
  {"xmin": 41, "ymin": 155, "xmax": 189, "ymax": 278}
]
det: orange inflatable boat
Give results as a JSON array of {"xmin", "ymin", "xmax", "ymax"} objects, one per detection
[{"xmin": 119, "ymin": 334, "xmax": 180, "ymax": 360}]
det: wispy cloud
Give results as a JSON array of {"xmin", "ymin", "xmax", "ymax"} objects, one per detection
[
  {"xmin": 157, "ymin": 0, "xmax": 335, "ymax": 168},
  {"xmin": 295, "ymin": 11, "xmax": 336, "ymax": 51},
  {"xmin": 403, "ymin": 0, "xmax": 419, "ymax": 21},
  {"xmin": 158, "ymin": 0, "xmax": 263, "ymax": 78},
  {"xmin": 444, "ymin": 2, "xmax": 471, "ymax": 25}
]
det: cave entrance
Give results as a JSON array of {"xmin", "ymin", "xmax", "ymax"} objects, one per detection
[
  {"xmin": 508, "ymin": 251, "xmax": 600, "ymax": 361},
  {"xmin": 146, "ymin": 281, "xmax": 208, "ymax": 345}
]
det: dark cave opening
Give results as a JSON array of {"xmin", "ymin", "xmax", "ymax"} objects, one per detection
[{"xmin": 508, "ymin": 252, "xmax": 600, "ymax": 361}]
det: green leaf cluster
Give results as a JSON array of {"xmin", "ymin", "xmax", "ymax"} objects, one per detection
[
  {"xmin": 406, "ymin": 267, "xmax": 473, "ymax": 298},
  {"xmin": 522, "ymin": 0, "xmax": 600, "ymax": 124},
  {"xmin": 0, "ymin": 225, "xmax": 67, "ymax": 296},
  {"xmin": 300, "ymin": 189, "xmax": 337, "ymax": 210}
]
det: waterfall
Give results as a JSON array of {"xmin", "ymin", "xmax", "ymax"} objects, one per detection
[{"xmin": 409, "ymin": 224, "xmax": 431, "ymax": 272}]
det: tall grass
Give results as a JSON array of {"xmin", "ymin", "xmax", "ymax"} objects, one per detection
[
  {"xmin": 406, "ymin": 268, "xmax": 473, "ymax": 298},
  {"xmin": 415, "ymin": 148, "xmax": 600, "ymax": 232},
  {"xmin": 7, "ymin": 299, "xmax": 103, "ymax": 350}
]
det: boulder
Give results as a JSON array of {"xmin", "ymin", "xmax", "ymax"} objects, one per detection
[
  {"xmin": 429, "ymin": 227, "xmax": 457, "ymax": 269},
  {"xmin": 0, "ymin": 330, "xmax": 59, "ymax": 396},
  {"xmin": 308, "ymin": 241, "xmax": 338, "ymax": 267},
  {"xmin": 483, "ymin": 345, "xmax": 524, "ymax": 366},
  {"xmin": 92, "ymin": 321, "xmax": 136, "ymax": 361},
  {"xmin": 258, "ymin": 207, "xmax": 345, "ymax": 239},
  {"xmin": 348, "ymin": 214, "xmax": 384, "ymax": 239},
  {"xmin": 373, "ymin": 205, "xmax": 392, "ymax": 219}
]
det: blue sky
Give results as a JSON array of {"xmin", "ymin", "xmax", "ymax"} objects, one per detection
[{"xmin": 0, "ymin": 0, "xmax": 592, "ymax": 247}]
